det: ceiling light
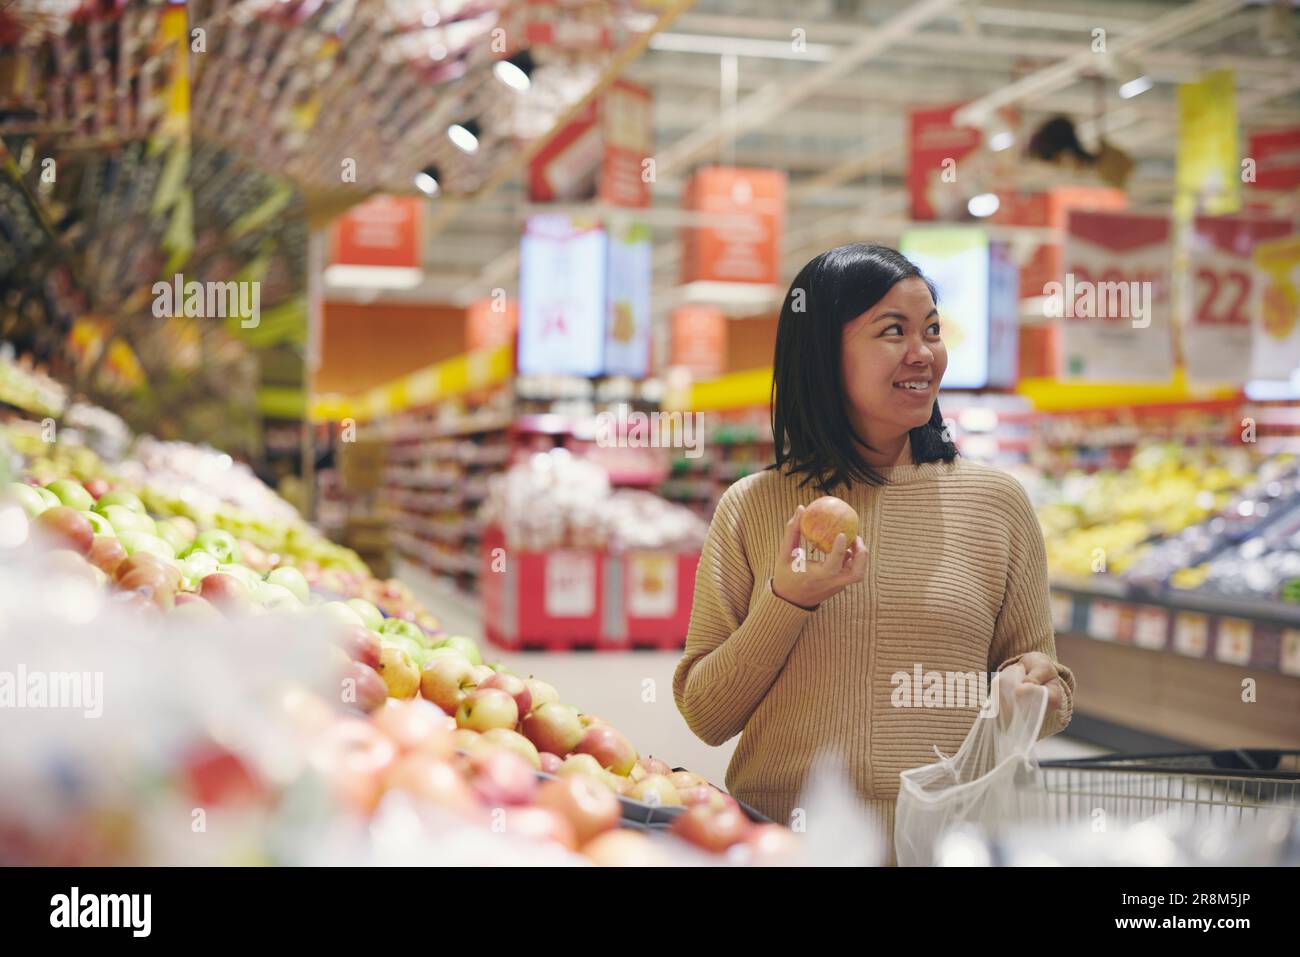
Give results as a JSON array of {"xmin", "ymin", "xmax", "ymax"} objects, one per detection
[
  {"xmin": 988, "ymin": 130, "xmax": 1015, "ymax": 152},
  {"xmin": 494, "ymin": 50, "xmax": 535, "ymax": 92},
  {"xmin": 967, "ymin": 193, "xmax": 1000, "ymax": 218},
  {"xmin": 414, "ymin": 165, "xmax": 441, "ymax": 196},
  {"xmin": 1118, "ymin": 74, "xmax": 1153, "ymax": 99},
  {"xmin": 448, "ymin": 120, "xmax": 480, "ymax": 154}
]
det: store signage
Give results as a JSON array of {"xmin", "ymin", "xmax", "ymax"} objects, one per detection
[
  {"xmin": 1250, "ymin": 235, "xmax": 1300, "ymax": 381},
  {"xmin": 1049, "ymin": 592, "xmax": 1073, "ymax": 633},
  {"xmin": 599, "ymin": 80, "xmax": 652, "ymax": 209},
  {"xmin": 994, "ymin": 186, "xmax": 1127, "ymax": 302},
  {"xmin": 1086, "ymin": 600, "xmax": 1120, "ymax": 641},
  {"xmin": 544, "ymin": 551, "xmax": 597, "ymax": 617},
  {"xmin": 1282, "ymin": 630, "xmax": 1300, "ymax": 677},
  {"xmin": 329, "ymin": 195, "xmax": 423, "ymax": 270},
  {"xmin": 1173, "ymin": 612, "xmax": 1209, "ymax": 658},
  {"xmin": 466, "ymin": 296, "xmax": 518, "ymax": 352},
  {"xmin": 627, "ymin": 554, "xmax": 677, "ymax": 618},
  {"xmin": 680, "ymin": 166, "xmax": 785, "ymax": 289},
  {"xmin": 1214, "ymin": 618, "xmax": 1252, "ymax": 665},
  {"xmin": 518, "ymin": 214, "xmax": 607, "ymax": 376},
  {"xmin": 1176, "ymin": 69, "xmax": 1240, "ymax": 219},
  {"xmin": 898, "ymin": 227, "xmax": 1018, "ymax": 389},
  {"xmin": 1133, "ymin": 606, "xmax": 1169, "ymax": 650},
  {"xmin": 907, "ymin": 102, "xmax": 982, "ymax": 221},
  {"xmin": 529, "ymin": 99, "xmax": 602, "ymax": 203},
  {"xmin": 1058, "ymin": 210, "xmax": 1173, "ymax": 382},
  {"xmin": 1186, "ymin": 215, "xmax": 1292, "ymax": 383},
  {"xmin": 1247, "ymin": 126, "xmax": 1300, "ymax": 192},
  {"xmin": 670, "ymin": 305, "xmax": 727, "ymax": 379},
  {"xmin": 603, "ymin": 222, "xmax": 652, "ymax": 377}
]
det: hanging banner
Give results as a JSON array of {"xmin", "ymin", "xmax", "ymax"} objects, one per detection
[
  {"xmin": 1250, "ymin": 235, "xmax": 1300, "ymax": 381},
  {"xmin": 328, "ymin": 195, "xmax": 423, "ymax": 282},
  {"xmin": 518, "ymin": 214, "xmax": 607, "ymax": 376},
  {"xmin": 466, "ymin": 296, "xmax": 518, "ymax": 352},
  {"xmin": 1176, "ymin": 70, "xmax": 1240, "ymax": 220},
  {"xmin": 670, "ymin": 305, "xmax": 727, "ymax": 379},
  {"xmin": 603, "ymin": 222, "xmax": 653, "ymax": 377},
  {"xmin": 1057, "ymin": 211, "xmax": 1174, "ymax": 382},
  {"xmin": 908, "ymin": 103, "xmax": 982, "ymax": 221},
  {"xmin": 528, "ymin": 99, "xmax": 602, "ymax": 203},
  {"xmin": 1247, "ymin": 127, "xmax": 1300, "ymax": 192},
  {"xmin": 1186, "ymin": 216, "xmax": 1292, "ymax": 383},
  {"xmin": 599, "ymin": 80, "xmax": 652, "ymax": 209},
  {"xmin": 680, "ymin": 167, "xmax": 785, "ymax": 287},
  {"xmin": 994, "ymin": 186, "xmax": 1128, "ymax": 300}
]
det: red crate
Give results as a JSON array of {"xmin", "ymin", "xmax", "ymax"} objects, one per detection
[{"xmin": 598, "ymin": 550, "xmax": 700, "ymax": 650}]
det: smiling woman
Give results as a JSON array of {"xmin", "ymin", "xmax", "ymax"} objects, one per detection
[{"xmin": 673, "ymin": 243, "xmax": 1076, "ymax": 865}]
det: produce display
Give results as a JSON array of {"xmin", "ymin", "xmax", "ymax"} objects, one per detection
[
  {"xmin": 0, "ymin": 424, "xmax": 800, "ymax": 866},
  {"xmin": 479, "ymin": 448, "xmax": 708, "ymax": 552}
]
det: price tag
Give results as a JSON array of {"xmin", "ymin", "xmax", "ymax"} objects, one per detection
[
  {"xmin": 545, "ymin": 551, "xmax": 596, "ymax": 618},
  {"xmin": 1087, "ymin": 600, "xmax": 1120, "ymax": 641},
  {"xmin": 1134, "ymin": 606, "xmax": 1169, "ymax": 650},
  {"xmin": 1050, "ymin": 592, "xmax": 1073, "ymax": 633},
  {"xmin": 1214, "ymin": 618, "xmax": 1253, "ymax": 666},
  {"xmin": 1281, "ymin": 630, "xmax": 1300, "ymax": 677},
  {"xmin": 1173, "ymin": 612, "xmax": 1209, "ymax": 658},
  {"xmin": 627, "ymin": 553, "xmax": 676, "ymax": 618}
]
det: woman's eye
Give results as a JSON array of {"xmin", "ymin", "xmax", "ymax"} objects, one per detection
[
  {"xmin": 882, "ymin": 323, "xmax": 903, "ymax": 336},
  {"xmin": 927, "ymin": 322, "xmax": 942, "ymax": 336}
]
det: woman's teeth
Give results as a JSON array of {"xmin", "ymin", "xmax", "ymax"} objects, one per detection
[{"xmin": 894, "ymin": 381, "xmax": 930, "ymax": 390}]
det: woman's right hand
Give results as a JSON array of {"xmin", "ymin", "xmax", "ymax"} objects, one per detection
[{"xmin": 770, "ymin": 504, "xmax": 868, "ymax": 610}]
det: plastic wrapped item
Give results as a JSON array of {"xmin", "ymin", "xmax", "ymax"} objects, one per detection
[{"xmin": 895, "ymin": 669, "xmax": 1049, "ymax": 867}]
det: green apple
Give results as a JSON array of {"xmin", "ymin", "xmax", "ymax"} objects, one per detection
[
  {"xmin": 94, "ymin": 490, "xmax": 146, "ymax": 514},
  {"xmin": 379, "ymin": 617, "xmax": 427, "ymax": 646},
  {"xmin": 190, "ymin": 529, "xmax": 241, "ymax": 564},
  {"xmin": 319, "ymin": 601, "xmax": 365, "ymax": 628},
  {"xmin": 179, "ymin": 551, "xmax": 220, "ymax": 586},
  {"xmin": 254, "ymin": 581, "xmax": 301, "ymax": 611},
  {"xmin": 154, "ymin": 519, "xmax": 191, "ymax": 555},
  {"xmin": 34, "ymin": 487, "xmax": 61, "ymax": 510},
  {"xmin": 4, "ymin": 482, "xmax": 51, "ymax": 518},
  {"xmin": 84, "ymin": 511, "xmax": 116, "ymax": 537},
  {"xmin": 436, "ymin": 635, "xmax": 482, "ymax": 667},
  {"xmin": 101, "ymin": 504, "xmax": 156, "ymax": 536},
  {"xmin": 117, "ymin": 531, "xmax": 176, "ymax": 560},
  {"xmin": 425, "ymin": 645, "xmax": 471, "ymax": 661},
  {"xmin": 45, "ymin": 479, "xmax": 94, "ymax": 511},
  {"xmin": 216, "ymin": 563, "xmax": 262, "ymax": 590},
  {"xmin": 265, "ymin": 566, "xmax": 310, "ymax": 604},
  {"xmin": 345, "ymin": 598, "xmax": 384, "ymax": 631}
]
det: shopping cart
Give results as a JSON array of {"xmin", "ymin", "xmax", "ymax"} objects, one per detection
[{"xmin": 1037, "ymin": 749, "xmax": 1300, "ymax": 830}]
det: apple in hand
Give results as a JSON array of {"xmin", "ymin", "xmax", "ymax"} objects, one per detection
[
  {"xmin": 378, "ymin": 645, "xmax": 420, "ymax": 699},
  {"xmin": 44, "ymin": 479, "xmax": 94, "ymax": 511},
  {"xmin": 35, "ymin": 506, "xmax": 94, "ymax": 556},
  {"xmin": 455, "ymin": 688, "xmax": 518, "ymax": 732},
  {"xmin": 419, "ymin": 655, "xmax": 477, "ymax": 712},
  {"xmin": 535, "ymin": 777, "xmax": 621, "ymax": 845},
  {"xmin": 522, "ymin": 703, "xmax": 585, "ymax": 757},
  {"xmin": 479, "ymin": 728, "xmax": 541, "ymax": 770},
  {"xmin": 574, "ymin": 724, "xmax": 638, "ymax": 776}
]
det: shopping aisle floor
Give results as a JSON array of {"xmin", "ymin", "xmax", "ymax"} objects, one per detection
[{"xmin": 399, "ymin": 562, "xmax": 1106, "ymax": 788}]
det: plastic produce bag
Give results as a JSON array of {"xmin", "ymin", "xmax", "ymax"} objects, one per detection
[{"xmin": 895, "ymin": 667, "xmax": 1049, "ymax": 867}]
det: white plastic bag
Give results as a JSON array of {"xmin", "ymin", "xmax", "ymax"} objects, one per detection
[{"xmin": 894, "ymin": 666, "xmax": 1049, "ymax": 867}]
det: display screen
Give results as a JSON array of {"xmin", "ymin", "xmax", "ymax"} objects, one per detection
[
  {"xmin": 900, "ymin": 228, "xmax": 990, "ymax": 389},
  {"xmin": 518, "ymin": 215, "xmax": 608, "ymax": 377}
]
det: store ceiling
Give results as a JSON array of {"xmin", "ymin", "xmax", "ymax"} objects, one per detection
[{"xmin": 334, "ymin": 0, "xmax": 1300, "ymax": 316}]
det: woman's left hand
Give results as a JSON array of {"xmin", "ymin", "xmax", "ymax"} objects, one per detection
[{"xmin": 1003, "ymin": 652, "xmax": 1065, "ymax": 714}]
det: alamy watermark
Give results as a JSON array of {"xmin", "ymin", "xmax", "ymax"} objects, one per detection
[
  {"xmin": 152, "ymin": 274, "xmax": 261, "ymax": 328},
  {"xmin": 1042, "ymin": 273, "xmax": 1153, "ymax": 329},
  {"xmin": 594, "ymin": 402, "xmax": 705, "ymax": 459},
  {"xmin": 890, "ymin": 663, "xmax": 996, "ymax": 715},
  {"xmin": 0, "ymin": 664, "xmax": 102, "ymax": 718}
]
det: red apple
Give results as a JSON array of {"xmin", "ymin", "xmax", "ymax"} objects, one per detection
[
  {"xmin": 173, "ymin": 593, "xmax": 214, "ymax": 611},
  {"xmin": 87, "ymin": 535, "xmax": 128, "ymax": 576},
  {"xmin": 468, "ymin": 749, "xmax": 538, "ymax": 806},
  {"xmin": 378, "ymin": 645, "xmax": 420, "ymax": 699},
  {"xmin": 455, "ymin": 688, "xmax": 518, "ymax": 732},
  {"xmin": 502, "ymin": 806, "xmax": 578, "ymax": 851},
  {"xmin": 640, "ymin": 755, "xmax": 672, "ymax": 777},
  {"xmin": 677, "ymin": 786, "xmax": 737, "ymax": 811},
  {"xmin": 469, "ymin": 664, "xmax": 495, "ymax": 686},
  {"xmin": 342, "ymin": 661, "xmax": 389, "ymax": 714},
  {"xmin": 382, "ymin": 753, "xmax": 477, "ymax": 815},
  {"xmin": 310, "ymin": 718, "xmax": 399, "ymax": 814},
  {"xmin": 670, "ymin": 804, "xmax": 752, "ymax": 853},
  {"xmin": 744, "ymin": 823, "xmax": 801, "ymax": 864},
  {"xmin": 535, "ymin": 776, "xmax": 621, "ymax": 845},
  {"xmin": 574, "ymin": 724, "xmax": 638, "ymax": 776},
  {"xmin": 522, "ymin": 678, "xmax": 560, "ymax": 712},
  {"xmin": 538, "ymin": 752, "xmax": 564, "ymax": 775},
  {"xmin": 479, "ymin": 672, "xmax": 532, "ymax": 717},
  {"xmin": 799, "ymin": 495, "xmax": 860, "ymax": 554},
  {"xmin": 669, "ymin": 770, "xmax": 707, "ymax": 792},
  {"xmin": 371, "ymin": 698, "xmax": 452, "ymax": 755},
  {"xmin": 336, "ymin": 625, "xmax": 382, "ymax": 670},
  {"xmin": 34, "ymin": 506, "xmax": 94, "ymax": 556},
  {"xmin": 582, "ymin": 830, "xmax": 669, "ymax": 866},
  {"xmin": 117, "ymin": 566, "xmax": 176, "ymax": 609},
  {"xmin": 199, "ymin": 572, "xmax": 250, "ymax": 611},
  {"xmin": 558, "ymin": 753, "xmax": 606, "ymax": 780},
  {"xmin": 521, "ymin": 703, "xmax": 584, "ymax": 757},
  {"xmin": 82, "ymin": 478, "xmax": 110, "ymax": 500},
  {"xmin": 420, "ymin": 655, "xmax": 477, "ymax": 712},
  {"xmin": 115, "ymin": 552, "xmax": 182, "ymax": 589},
  {"xmin": 630, "ymin": 774, "xmax": 681, "ymax": 807}
]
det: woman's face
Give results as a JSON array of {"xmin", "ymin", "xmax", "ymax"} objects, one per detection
[{"xmin": 840, "ymin": 277, "xmax": 947, "ymax": 442}]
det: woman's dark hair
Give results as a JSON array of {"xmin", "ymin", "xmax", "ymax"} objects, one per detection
[{"xmin": 770, "ymin": 243, "xmax": 957, "ymax": 493}]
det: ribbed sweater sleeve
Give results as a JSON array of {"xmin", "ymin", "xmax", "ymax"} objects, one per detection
[
  {"xmin": 673, "ymin": 482, "xmax": 814, "ymax": 746},
  {"xmin": 987, "ymin": 474, "xmax": 1076, "ymax": 738}
]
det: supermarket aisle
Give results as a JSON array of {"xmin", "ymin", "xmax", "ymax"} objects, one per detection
[{"xmin": 397, "ymin": 561, "xmax": 1106, "ymax": 789}]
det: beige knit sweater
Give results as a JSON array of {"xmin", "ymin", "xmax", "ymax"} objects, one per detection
[{"xmin": 673, "ymin": 458, "xmax": 1075, "ymax": 855}]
